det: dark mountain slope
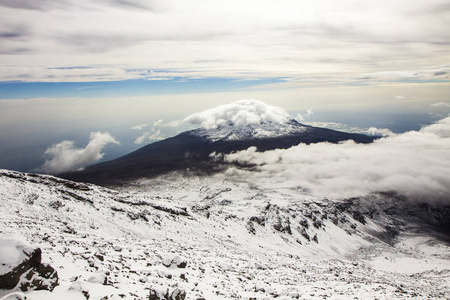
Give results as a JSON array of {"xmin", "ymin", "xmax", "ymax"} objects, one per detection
[{"xmin": 61, "ymin": 122, "xmax": 376, "ymax": 186}]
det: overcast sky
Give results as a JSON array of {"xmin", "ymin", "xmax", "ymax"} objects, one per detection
[
  {"xmin": 0, "ymin": 0, "xmax": 449, "ymax": 172},
  {"xmin": 1, "ymin": 0, "xmax": 449, "ymax": 84}
]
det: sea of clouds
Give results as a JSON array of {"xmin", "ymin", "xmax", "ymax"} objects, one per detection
[
  {"xmin": 38, "ymin": 99, "xmax": 450, "ymax": 206},
  {"xmin": 222, "ymin": 116, "xmax": 450, "ymax": 204}
]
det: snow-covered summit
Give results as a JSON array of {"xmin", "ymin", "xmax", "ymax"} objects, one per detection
[
  {"xmin": 183, "ymin": 99, "xmax": 307, "ymax": 141},
  {"xmin": 191, "ymin": 118, "xmax": 306, "ymax": 141}
]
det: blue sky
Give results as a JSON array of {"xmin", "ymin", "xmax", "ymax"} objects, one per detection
[{"xmin": 0, "ymin": 77, "xmax": 286, "ymax": 99}]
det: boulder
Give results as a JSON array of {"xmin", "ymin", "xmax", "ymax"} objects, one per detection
[
  {"xmin": 161, "ymin": 254, "xmax": 187, "ymax": 269},
  {"xmin": 0, "ymin": 235, "xmax": 58, "ymax": 292},
  {"xmin": 148, "ymin": 287, "xmax": 186, "ymax": 300}
]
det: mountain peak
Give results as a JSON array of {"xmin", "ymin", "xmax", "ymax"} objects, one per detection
[{"xmin": 183, "ymin": 99, "xmax": 306, "ymax": 141}]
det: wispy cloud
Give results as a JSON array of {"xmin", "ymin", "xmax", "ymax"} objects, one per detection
[
  {"xmin": 303, "ymin": 121, "xmax": 366, "ymax": 134},
  {"xmin": 432, "ymin": 102, "xmax": 450, "ymax": 107},
  {"xmin": 131, "ymin": 123, "xmax": 148, "ymax": 130},
  {"xmin": 38, "ymin": 132, "xmax": 119, "ymax": 174},
  {"xmin": 295, "ymin": 109, "xmax": 314, "ymax": 122},
  {"xmin": 135, "ymin": 128, "xmax": 163, "ymax": 144},
  {"xmin": 396, "ymin": 95, "xmax": 417, "ymax": 100}
]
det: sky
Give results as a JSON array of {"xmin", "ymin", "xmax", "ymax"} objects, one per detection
[{"xmin": 0, "ymin": 0, "xmax": 449, "ymax": 172}]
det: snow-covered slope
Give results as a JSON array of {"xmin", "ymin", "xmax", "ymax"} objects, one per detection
[
  {"xmin": 191, "ymin": 119, "xmax": 307, "ymax": 142},
  {"xmin": 1, "ymin": 169, "xmax": 450, "ymax": 299}
]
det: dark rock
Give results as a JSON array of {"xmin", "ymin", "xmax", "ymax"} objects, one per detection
[
  {"xmin": 298, "ymin": 227, "xmax": 310, "ymax": 241},
  {"xmin": 49, "ymin": 200, "xmax": 64, "ymax": 210},
  {"xmin": 246, "ymin": 221, "xmax": 256, "ymax": 234},
  {"xmin": 149, "ymin": 288, "xmax": 186, "ymax": 300},
  {"xmin": 177, "ymin": 261, "xmax": 187, "ymax": 269},
  {"xmin": 313, "ymin": 219, "xmax": 323, "ymax": 229},
  {"xmin": 299, "ymin": 218, "xmax": 309, "ymax": 229},
  {"xmin": 162, "ymin": 255, "xmax": 187, "ymax": 269},
  {"xmin": 127, "ymin": 212, "xmax": 139, "ymax": 220},
  {"xmin": 0, "ymin": 248, "xmax": 59, "ymax": 292},
  {"xmin": 249, "ymin": 215, "xmax": 265, "ymax": 226},
  {"xmin": 170, "ymin": 288, "xmax": 186, "ymax": 300},
  {"xmin": 352, "ymin": 211, "xmax": 366, "ymax": 225},
  {"xmin": 94, "ymin": 253, "xmax": 105, "ymax": 262},
  {"xmin": 312, "ymin": 234, "xmax": 319, "ymax": 243}
]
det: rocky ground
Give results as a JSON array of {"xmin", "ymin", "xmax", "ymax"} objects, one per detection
[{"xmin": 1, "ymin": 169, "xmax": 450, "ymax": 299}]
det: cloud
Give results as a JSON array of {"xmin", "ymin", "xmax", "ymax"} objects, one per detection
[
  {"xmin": 395, "ymin": 95, "xmax": 417, "ymax": 100},
  {"xmin": 101, "ymin": 0, "xmax": 156, "ymax": 10},
  {"xmin": 295, "ymin": 113, "xmax": 304, "ymax": 121},
  {"xmin": 0, "ymin": 0, "xmax": 52, "ymax": 10},
  {"xmin": 153, "ymin": 119, "xmax": 163, "ymax": 126},
  {"xmin": 131, "ymin": 123, "xmax": 148, "ymax": 130},
  {"xmin": 182, "ymin": 99, "xmax": 291, "ymax": 129},
  {"xmin": 367, "ymin": 127, "xmax": 396, "ymax": 137},
  {"xmin": 302, "ymin": 121, "xmax": 366, "ymax": 134},
  {"xmin": 295, "ymin": 109, "xmax": 313, "ymax": 122},
  {"xmin": 221, "ymin": 116, "xmax": 450, "ymax": 205},
  {"xmin": 432, "ymin": 102, "xmax": 450, "ymax": 107},
  {"xmin": 39, "ymin": 132, "xmax": 119, "ymax": 174},
  {"xmin": 135, "ymin": 128, "xmax": 163, "ymax": 144},
  {"xmin": 1, "ymin": 0, "xmax": 449, "ymax": 84}
]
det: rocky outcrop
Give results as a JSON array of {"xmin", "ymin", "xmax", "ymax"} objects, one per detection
[
  {"xmin": 148, "ymin": 287, "xmax": 186, "ymax": 300},
  {"xmin": 0, "ymin": 236, "xmax": 58, "ymax": 293}
]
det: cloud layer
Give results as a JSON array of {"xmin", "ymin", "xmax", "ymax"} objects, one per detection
[
  {"xmin": 222, "ymin": 116, "xmax": 450, "ymax": 204},
  {"xmin": 39, "ymin": 132, "xmax": 119, "ymax": 174},
  {"xmin": 0, "ymin": 0, "xmax": 449, "ymax": 84}
]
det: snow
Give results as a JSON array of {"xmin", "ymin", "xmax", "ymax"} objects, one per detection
[{"xmin": 0, "ymin": 169, "xmax": 449, "ymax": 299}]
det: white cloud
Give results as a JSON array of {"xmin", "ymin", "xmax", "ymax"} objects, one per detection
[
  {"xmin": 295, "ymin": 109, "xmax": 313, "ymax": 122},
  {"xmin": 222, "ymin": 116, "xmax": 450, "ymax": 204},
  {"xmin": 431, "ymin": 102, "xmax": 450, "ymax": 107},
  {"xmin": 295, "ymin": 113, "xmax": 304, "ymax": 121},
  {"xmin": 153, "ymin": 119, "xmax": 164, "ymax": 126},
  {"xmin": 395, "ymin": 95, "xmax": 417, "ymax": 100},
  {"xmin": 39, "ymin": 132, "xmax": 119, "ymax": 174},
  {"xmin": 367, "ymin": 127, "xmax": 396, "ymax": 137},
  {"xmin": 131, "ymin": 123, "xmax": 148, "ymax": 130},
  {"xmin": 303, "ymin": 121, "xmax": 366, "ymax": 134},
  {"xmin": 182, "ymin": 99, "xmax": 291, "ymax": 129},
  {"xmin": 135, "ymin": 129, "xmax": 163, "ymax": 144}
]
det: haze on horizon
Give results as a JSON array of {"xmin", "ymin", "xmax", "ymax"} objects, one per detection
[{"xmin": 0, "ymin": 0, "xmax": 449, "ymax": 172}]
